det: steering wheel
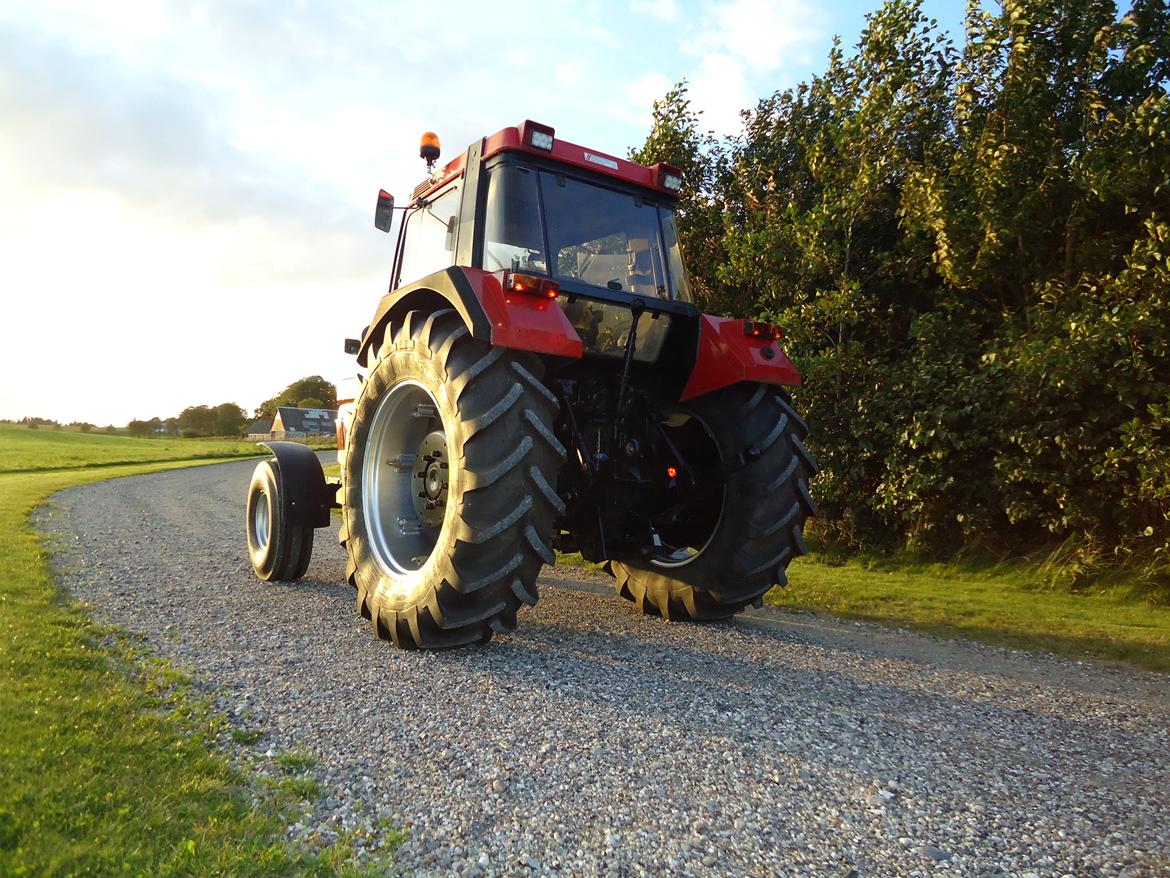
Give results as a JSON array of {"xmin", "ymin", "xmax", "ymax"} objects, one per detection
[{"xmin": 605, "ymin": 318, "xmax": 633, "ymax": 351}]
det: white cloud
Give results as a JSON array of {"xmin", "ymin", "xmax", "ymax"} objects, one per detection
[
  {"xmin": 686, "ymin": 0, "xmax": 822, "ymax": 73},
  {"xmin": 555, "ymin": 59, "xmax": 584, "ymax": 86},
  {"xmin": 686, "ymin": 53, "xmax": 753, "ymax": 136},
  {"xmin": 678, "ymin": 0, "xmax": 823, "ymax": 136},
  {"xmin": 626, "ymin": 72, "xmax": 674, "ymax": 112},
  {"xmin": 630, "ymin": 0, "xmax": 681, "ymax": 21},
  {"xmin": 616, "ymin": 71, "xmax": 675, "ymax": 131},
  {"xmin": 582, "ymin": 23, "xmax": 621, "ymax": 49}
]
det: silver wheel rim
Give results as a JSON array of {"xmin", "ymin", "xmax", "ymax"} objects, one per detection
[
  {"xmin": 251, "ymin": 488, "xmax": 271, "ymax": 551},
  {"xmin": 650, "ymin": 411, "xmax": 724, "ymax": 569},
  {"xmin": 362, "ymin": 379, "xmax": 451, "ymax": 578}
]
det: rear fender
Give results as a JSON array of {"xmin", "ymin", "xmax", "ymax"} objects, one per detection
[
  {"xmin": 680, "ymin": 315, "xmax": 802, "ymax": 401},
  {"xmin": 356, "ymin": 266, "xmax": 583, "ymax": 367},
  {"xmin": 258, "ymin": 441, "xmax": 333, "ymax": 529}
]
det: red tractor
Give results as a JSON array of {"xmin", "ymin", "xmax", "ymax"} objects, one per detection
[{"xmin": 245, "ymin": 121, "xmax": 817, "ymax": 648}]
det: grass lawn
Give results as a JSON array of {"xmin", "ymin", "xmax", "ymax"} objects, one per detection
[
  {"xmin": 0, "ymin": 435, "xmax": 395, "ymax": 875},
  {"xmin": 0, "ymin": 424, "xmax": 263, "ymax": 473},
  {"xmin": 771, "ymin": 552, "xmax": 1170, "ymax": 671},
  {"xmin": 0, "ymin": 424, "xmax": 337, "ymax": 473}
]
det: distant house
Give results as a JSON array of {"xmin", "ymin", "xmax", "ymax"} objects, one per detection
[
  {"xmin": 271, "ymin": 407, "xmax": 337, "ymax": 439},
  {"xmin": 244, "ymin": 417, "xmax": 274, "ymax": 440}
]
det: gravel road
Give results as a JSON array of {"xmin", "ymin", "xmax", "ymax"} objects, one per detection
[{"xmin": 40, "ymin": 458, "xmax": 1170, "ymax": 878}]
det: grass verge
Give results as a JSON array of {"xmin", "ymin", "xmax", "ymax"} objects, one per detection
[
  {"xmin": 0, "ymin": 424, "xmax": 267, "ymax": 473},
  {"xmin": 0, "ymin": 424, "xmax": 337, "ymax": 473},
  {"xmin": 553, "ymin": 551, "xmax": 606, "ymax": 575},
  {"xmin": 0, "ymin": 454, "xmax": 396, "ymax": 875},
  {"xmin": 770, "ymin": 552, "xmax": 1170, "ymax": 671},
  {"xmin": 554, "ymin": 550, "xmax": 1170, "ymax": 670}
]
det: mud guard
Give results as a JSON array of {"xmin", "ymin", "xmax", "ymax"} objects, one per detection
[
  {"xmin": 258, "ymin": 441, "xmax": 333, "ymax": 529},
  {"xmin": 356, "ymin": 266, "xmax": 583, "ymax": 368},
  {"xmin": 680, "ymin": 315, "xmax": 802, "ymax": 401}
]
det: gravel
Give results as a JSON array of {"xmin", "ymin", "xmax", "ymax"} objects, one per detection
[{"xmin": 38, "ymin": 458, "xmax": 1170, "ymax": 877}]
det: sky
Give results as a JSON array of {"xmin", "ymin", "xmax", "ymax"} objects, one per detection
[{"xmin": 0, "ymin": 0, "xmax": 963, "ymax": 426}]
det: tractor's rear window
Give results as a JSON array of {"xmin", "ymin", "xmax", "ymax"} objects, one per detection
[
  {"xmin": 481, "ymin": 165, "xmax": 690, "ymax": 302},
  {"xmin": 540, "ymin": 172, "xmax": 687, "ymax": 301}
]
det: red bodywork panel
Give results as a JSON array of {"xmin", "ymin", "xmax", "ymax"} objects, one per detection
[
  {"xmin": 681, "ymin": 316, "xmax": 802, "ymax": 401},
  {"xmin": 461, "ymin": 268, "xmax": 584, "ymax": 359}
]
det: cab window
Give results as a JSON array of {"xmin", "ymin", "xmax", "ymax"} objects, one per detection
[
  {"xmin": 541, "ymin": 172, "xmax": 669, "ymax": 299},
  {"xmin": 483, "ymin": 167, "xmax": 547, "ymax": 274},
  {"xmin": 397, "ymin": 184, "xmax": 460, "ymax": 286}
]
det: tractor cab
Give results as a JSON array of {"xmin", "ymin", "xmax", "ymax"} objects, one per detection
[{"xmin": 376, "ymin": 123, "xmax": 699, "ymax": 373}]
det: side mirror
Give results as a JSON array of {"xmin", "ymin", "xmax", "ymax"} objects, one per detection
[
  {"xmin": 343, "ymin": 338, "xmax": 361, "ymax": 355},
  {"xmin": 374, "ymin": 189, "xmax": 395, "ymax": 233}
]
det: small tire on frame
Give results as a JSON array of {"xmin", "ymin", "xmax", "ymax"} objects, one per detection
[{"xmin": 246, "ymin": 458, "xmax": 315, "ymax": 582}]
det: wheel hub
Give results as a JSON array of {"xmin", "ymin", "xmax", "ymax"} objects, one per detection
[
  {"xmin": 252, "ymin": 493, "xmax": 270, "ymax": 550},
  {"xmin": 412, "ymin": 430, "xmax": 449, "ymax": 528},
  {"xmin": 362, "ymin": 381, "xmax": 453, "ymax": 578}
]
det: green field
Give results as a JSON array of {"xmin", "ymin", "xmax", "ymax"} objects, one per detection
[
  {"xmin": 0, "ymin": 431, "xmax": 391, "ymax": 876},
  {"xmin": 770, "ymin": 552, "xmax": 1170, "ymax": 671},
  {"xmin": 0, "ymin": 424, "xmax": 264, "ymax": 473}
]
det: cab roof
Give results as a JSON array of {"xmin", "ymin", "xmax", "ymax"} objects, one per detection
[{"xmin": 413, "ymin": 121, "xmax": 682, "ymax": 203}]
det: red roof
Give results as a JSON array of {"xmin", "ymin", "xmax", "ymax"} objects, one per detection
[{"xmin": 414, "ymin": 121, "xmax": 681, "ymax": 202}]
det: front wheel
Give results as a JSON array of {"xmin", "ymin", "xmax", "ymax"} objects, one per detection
[{"xmin": 612, "ymin": 383, "xmax": 817, "ymax": 620}]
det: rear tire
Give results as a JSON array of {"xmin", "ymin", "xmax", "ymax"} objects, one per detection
[
  {"xmin": 246, "ymin": 459, "xmax": 315, "ymax": 581},
  {"xmin": 340, "ymin": 309, "xmax": 564, "ymax": 649},
  {"xmin": 612, "ymin": 383, "xmax": 817, "ymax": 620}
]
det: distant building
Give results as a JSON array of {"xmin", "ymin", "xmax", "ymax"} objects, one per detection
[
  {"xmin": 244, "ymin": 417, "xmax": 274, "ymax": 440},
  {"xmin": 271, "ymin": 407, "xmax": 337, "ymax": 439}
]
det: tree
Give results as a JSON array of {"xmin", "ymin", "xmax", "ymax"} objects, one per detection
[
  {"xmin": 255, "ymin": 376, "xmax": 337, "ymax": 418},
  {"xmin": 212, "ymin": 402, "xmax": 247, "ymax": 436},
  {"xmin": 715, "ymin": 0, "xmax": 959, "ymax": 547},
  {"xmin": 20, "ymin": 416, "xmax": 60, "ymax": 429},
  {"xmin": 177, "ymin": 405, "xmax": 216, "ymax": 437},
  {"xmin": 634, "ymin": 0, "xmax": 1170, "ymax": 579},
  {"xmin": 296, "ymin": 397, "xmax": 325, "ymax": 410},
  {"xmin": 126, "ymin": 419, "xmax": 153, "ymax": 438},
  {"xmin": 629, "ymin": 82, "xmax": 731, "ymax": 311}
]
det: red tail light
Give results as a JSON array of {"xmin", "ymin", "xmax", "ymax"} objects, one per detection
[
  {"xmin": 505, "ymin": 272, "xmax": 560, "ymax": 300},
  {"xmin": 744, "ymin": 320, "xmax": 783, "ymax": 341}
]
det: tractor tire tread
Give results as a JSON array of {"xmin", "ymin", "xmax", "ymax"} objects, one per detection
[
  {"xmin": 611, "ymin": 384, "xmax": 816, "ymax": 621},
  {"xmin": 341, "ymin": 308, "xmax": 559, "ymax": 648}
]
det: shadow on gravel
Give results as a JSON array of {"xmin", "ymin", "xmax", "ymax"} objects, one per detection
[
  {"xmin": 263, "ymin": 575, "xmax": 351, "ymax": 599},
  {"xmin": 422, "ymin": 615, "xmax": 1164, "ymax": 764},
  {"xmin": 241, "ymin": 552, "xmax": 1169, "ymax": 746}
]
